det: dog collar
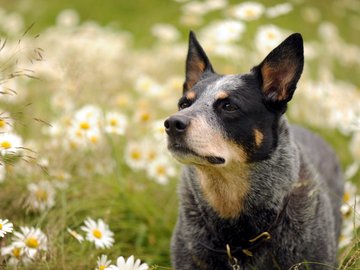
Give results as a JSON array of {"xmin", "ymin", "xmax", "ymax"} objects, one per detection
[{"xmin": 198, "ymin": 195, "xmax": 290, "ymax": 269}]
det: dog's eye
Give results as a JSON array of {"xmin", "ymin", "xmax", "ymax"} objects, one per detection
[
  {"xmin": 178, "ymin": 101, "xmax": 191, "ymax": 110},
  {"xmin": 222, "ymin": 102, "xmax": 239, "ymax": 112}
]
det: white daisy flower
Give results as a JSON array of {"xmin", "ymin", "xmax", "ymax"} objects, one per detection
[
  {"xmin": 72, "ymin": 117, "xmax": 99, "ymax": 133},
  {"xmin": 255, "ymin": 25, "xmax": 285, "ymax": 54},
  {"xmin": 51, "ymin": 169, "xmax": 72, "ymax": 189},
  {"xmin": 180, "ymin": 13, "xmax": 203, "ymax": 27},
  {"xmin": 0, "ymin": 79, "xmax": 19, "ymax": 103},
  {"xmin": 181, "ymin": 1, "xmax": 209, "ymax": 16},
  {"xmin": 104, "ymin": 112, "xmax": 127, "ymax": 135},
  {"xmin": 151, "ymin": 23, "xmax": 180, "ymax": 43},
  {"xmin": 1, "ymin": 243, "xmax": 31, "ymax": 266},
  {"xmin": 56, "ymin": 9, "xmax": 80, "ymax": 28},
  {"xmin": 115, "ymin": 94, "xmax": 132, "ymax": 109},
  {"xmin": 67, "ymin": 228, "xmax": 84, "ymax": 243},
  {"xmin": 105, "ymin": 255, "xmax": 148, "ymax": 270},
  {"xmin": 230, "ymin": 1, "xmax": 264, "ymax": 21},
  {"xmin": 67, "ymin": 122, "xmax": 102, "ymax": 149},
  {"xmin": 26, "ymin": 181, "xmax": 56, "ymax": 212},
  {"xmin": 51, "ymin": 91, "xmax": 75, "ymax": 112},
  {"xmin": 341, "ymin": 181, "xmax": 360, "ymax": 219},
  {"xmin": 43, "ymin": 121, "xmax": 63, "ymax": 137},
  {"xmin": 0, "ymin": 218, "xmax": 13, "ymax": 237},
  {"xmin": 12, "ymin": 226, "xmax": 47, "ymax": 258},
  {"xmin": 0, "ymin": 132, "xmax": 23, "ymax": 156},
  {"xmin": 75, "ymin": 105, "xmax": 102, "ymax": 123},
  {"xmin": 144, "ymin": 141, "xmax": 162, "ymax": 163},
  {"xmin": 81, "ymin": 218, "xmax": 114, "ymax": 249},
  {"xmin": 71, "ymin": 112, "xmax": 100, "ymax": 139},
  {"xmin": 125, "ymin": 141, "xmax": 148, "ymax": 170},
  {"xmin": 201, "ymin": 20, "xmax": 245, "ymax": 44},
  {"xmin": 1, "ymin": 12, "xmax": 24, "ymax": 34},
  {"xmin": 266, "ymin": 3, "xmax": 293, "ymax": 18},
  {"xmin": 86, "ymin": 127, "xmax": 103, "ymax": 146},
  {"xmin": 147, "ymin": 157, "xmax": 176, "ymax": 185},
  {"xmin": 134, "ymin": 75, "xmax": 164, "ymax": 97},
  {"xmin": 206, "ymin": 0, "xmax": 227, "ymax": 11},
  {"xmin": 133, "ymin": 108, "xmax": 153, "ymax": 124},
  {"xmin": 96, "ymin": 254, "xmax": 112, "ymax": 270},
  {"xmin": 339, "ymin": 218, "xmax": 356, "ymax": 249},
  {"xmin": 0, "ymin": 111, "xmax": 13, "ymax": 133},
  {"xmin": 67, "ymin": 105, "xmax": 101, "ymax": 149},
  {"xmin": 345, "ymin": 162, "xmax": 359, "ymax": 180},
  {"xmin": 66, "ymin": 126, "xmax": 87, "ymax": 149},
  {"xmin": 151, "ymin": 120, "xmax": 167, "ymax": 142}
]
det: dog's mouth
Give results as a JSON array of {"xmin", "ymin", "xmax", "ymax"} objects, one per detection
[
  {"xmin": 205, "ymin": 156, "xmax": 225, "ymax": 165},
  {"xmin": 168, "ymin": 143, "xmax": 225, "ymax": 166}
]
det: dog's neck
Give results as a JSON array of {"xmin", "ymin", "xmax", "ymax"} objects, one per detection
[
  {"xmin": 195, "ymin": 162, "xmax": 250, "ymax": 219},
  {"xmin": 193, "ymin": 117, "xmax": 301, "ymax": 219}
]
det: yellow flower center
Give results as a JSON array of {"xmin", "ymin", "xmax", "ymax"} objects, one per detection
[
  {"xmin": 1, "ymin": 141, "xmax": 11, "ymax": 149},
  {"xmin": 245, "ymin": 8, "xmax": 255, "ymax": 17},
  {"xmin": 147, "ymin": 151, "xmax": 156, "ymax": 161},
  {"xmin": 57, "ymin": 173, "xmax": 65, "ymax": 180},
  {"xmin": 25, "ymin": 237, "xmax": 39, "ymax": 248},
  {"xmin": 139, "ymin": 112, "xmax": 150, "ymax": 122},
  {"xmin": 110, "ymin": 119, "xmax": 118, "ymax": 126},
  {"xmin": 141, "ymin": 81, "xmax": 151, "ymax": 91},
  {"xmin": 267, "ymin": 32, "xmax": 276, "ymax": 40},
  {"xmin": 75, "ymin": 129, "xmax": 83, "ymax": 137},
  {"xmin": 116, "ymin": 95, "xmax": 129, "ymax": 107},
  {"xmin": 80, "ymin": 121, "xmax": 90, "ymax": 130},
  {"xmin": 12, "ymin": 247, "xmax": 21, "ymax": 258},
  {"xmin": 343, "ymin": 192, "xmax": 350, "ymax": 203},
  {"xmin": 0, "ymin": 223, "xmax": 2, "ymax": 229},
  {"xmin": 35, "ymin": 189, "xmax": 48, "ymax": 202},
  {"xmin": 99, "ymin": 266, "xmax": 106, "ymax": 270},
  {"xmin": 157, "ymin": 127, "xmax": 165, "ymax": 134},
  {"xmin": 90, "ymin": 136, "xmax": 98, "ymax": 144},
  {"xmin": 0, "ymin": 119, "xmax": 6, "ymax": 128},
  {"xmin": 131, "ymin": 150, "xmax": 141, "ymax": 160},
  {"xmin": 156, "ymin": 166, "xmax": 166, "ymax": 175},
  {"xmin": 92, "ymin": 229, "xmax": 102, "ymax": 239}
]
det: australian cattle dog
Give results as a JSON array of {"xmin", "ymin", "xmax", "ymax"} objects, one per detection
[{"xmin": 164, "ymin": 32, "xmax": 344, "ymax": 269}]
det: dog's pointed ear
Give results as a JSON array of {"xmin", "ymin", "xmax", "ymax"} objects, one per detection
[
  {"xmin": 255, "ymin": 33, "xmax": 304, "ymax": 111},
  {"xmin": 183, "ymin": 31, "xmax": 214, "ymax": 92}
]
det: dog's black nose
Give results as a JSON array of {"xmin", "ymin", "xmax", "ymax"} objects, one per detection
[{"xmin": 164, "ymin": 115, "xmax": 190, "ymax": 136}]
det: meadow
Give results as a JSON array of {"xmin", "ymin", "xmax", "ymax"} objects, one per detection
[{"xmin": 0, "ymin": 0, "xmax": 359, "ymax": 269}]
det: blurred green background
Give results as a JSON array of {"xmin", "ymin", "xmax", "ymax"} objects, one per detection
[{"xmin": 2, "ymin": 0, "xmax": 359, "ymax": 86}]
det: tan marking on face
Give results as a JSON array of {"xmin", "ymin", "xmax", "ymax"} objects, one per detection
[
  {"xmin": 254, "ymin": 128, "xmax": 264, "ymax": 147},
  {"xmin": 215, "ymin": 91, "xmax": 229, "ymax": 100},
  {"xmin": 186, "ymin": 116, "xmax": 247, "ymax": 164},
  {"xmin": 196, "ymin": 162, "xmax": 250, "ymax": 219},
  {"xmin": 186, "ymin": 90, "xmax": 196, "ymax": 100}
]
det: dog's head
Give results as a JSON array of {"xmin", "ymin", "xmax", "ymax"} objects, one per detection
[{"xmin": 165, "ymin": 32, "xmax": 304, "ymax": 167}]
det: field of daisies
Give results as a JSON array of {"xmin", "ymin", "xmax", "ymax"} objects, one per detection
[{"xmin": 0, "ymin": 0, "xmax": 359, "ymax": 269}]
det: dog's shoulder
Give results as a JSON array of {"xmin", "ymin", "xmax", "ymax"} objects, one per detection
[{"xmin": 290, "ymin": 124, "xmax": 343, "ymax": 195}]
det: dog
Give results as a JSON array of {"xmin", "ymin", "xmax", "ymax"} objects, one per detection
[{"xmin": 164, "ymin": 32, "xmax": 344, "ymax": 270}]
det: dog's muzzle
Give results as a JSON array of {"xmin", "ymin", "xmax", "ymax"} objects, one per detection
[
  {"xmin": 164, "ymin": 116, "xmax": 225, "ymax": 166},
  {"xmin": 164, "ymin": 115, "xmax": 190, "ymax": 137}
]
